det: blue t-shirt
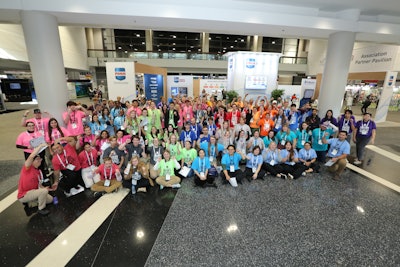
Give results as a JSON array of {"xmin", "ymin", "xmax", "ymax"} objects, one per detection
[
  {"xmin": 245, "ymin": 153, "xmax": 263, "ymax": 169},
  {"xmin": 288, "ymin": 111, "xmax": 300, "ymax": 131},
  {"xmin": 263, "ymin": 136, "xmax": 277, "ymax": 148},
  {"xmin": 200, "ymin": 142, "xmax": 224, "ymax": 157},
  {"xmin": 221, "ymin": 152, "xmax": 242, "ymax": 171},
  {"xmin": 191, "ymin": 156, "xmax": 211, "ymax": 173},
  {"xmin": 298, "ymin": 148, "xmax": 318, "ymax": 161},
  {"xmin": 180, "ymin": 130, "xmax": 197, "ymax": 143},
  {"xmin": 262, "ymin": 149, "xmax": 281, "ymax": 165},
  {"xmin": 296, "ymin": 129, "xmax": 311, "ymax": 149},
  {"xmin": 276, "ymin": 131, "xmax": 297, "ymax": 146},
  {"xmin": 311, "ymin": 128, "xmax": 334, "ymax": 151},
  {"xmin": 326, "ymin": 138, "xmax": 350, "ymax": 157},
  {"xmin": 280, "ymin": 149, "xmax": 299, "ymax": 165}
]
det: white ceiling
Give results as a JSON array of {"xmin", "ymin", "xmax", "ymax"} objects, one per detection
[{"xmin": 0, "ymin": 0, "xmax": 400, "ymax": 44}]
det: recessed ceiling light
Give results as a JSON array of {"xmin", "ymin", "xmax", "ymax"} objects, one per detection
[
  {"xmin": 136, "ymin": 34, "xmax": 140, "ymax": 37},
  {"xmin": 118, "ymin": 46, "xmax": 122, "ymax": 49}
]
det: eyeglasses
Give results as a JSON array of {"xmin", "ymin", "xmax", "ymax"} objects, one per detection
[{"xmin": 27, "ymin": 124, "xmax": 35, "ymax": 127}]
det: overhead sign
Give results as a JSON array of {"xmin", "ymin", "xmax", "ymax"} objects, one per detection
[{"xmin": 349, "ymin": 45, "xmax": 399, "ymax": 73}]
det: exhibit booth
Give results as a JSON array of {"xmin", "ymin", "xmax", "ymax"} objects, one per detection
[{"xmin": 106, "ymin": 62, "xmax": 167, "ymax": 103}]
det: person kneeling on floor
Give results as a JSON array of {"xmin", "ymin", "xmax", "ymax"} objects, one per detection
[
  {"xmin": 18, "ymin": 144, "xmax": 54, "ymax": 216},
  {"xmin": 322, "ymin": 131, "xmax": 350, "ymax": 181},
  {"xmin": 153, "ymin": 150, "xmax": 181, "ymax": 190},
  {"xmin": 91, "ymin": 157, "xmax": 122, "ymax": 195},
  {"xmin": 123, "ymin": 155, "xmax": 153, "ymax": 194}
]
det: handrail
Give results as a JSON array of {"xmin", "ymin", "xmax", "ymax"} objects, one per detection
[{"xmin": 87, "ymin": 49, "xmax": 307, "ymax": 64}]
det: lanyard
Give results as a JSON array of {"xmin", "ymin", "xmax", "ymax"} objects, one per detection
[
  {"xmin": 184, "ymin": 131, "xmax": 191, "ymax": 139},
  {"xmin": 305, "ymin": 150, "xmax": 310, "ymax": 160},
  {"xmin": 333, "ymin": 140, "xmax": 344, "ymax": 150},
  {"xmin": 56, "ymin": 150, "xmax": 68, "ymax": 168},
  {"xmin": 52, "ymin": 129, "xmax": 61, "ymax": 140},
  {"xmin": 362, "ymin": 121, "xmax": 370, "ymax": 128},
  {"xmin": 104, "ymin": 166, "xmax": 113, "ymax": 180},
  {"xmin": 302, "ymin": 130, "xmax": 307, "ymax": 140},
  {"xmin": 26, "ymin": 131, "xmax": 36, "ymax": 139},
  {"xmin": 34, "ymin": 118, "xmax": 44, "ymax": 132},
  {"xmin": 319, "ymin": 129, "xmax": 323, "ymax": 139},
  {"xmin": 85, "ymin": 150, "xmax": 94, "ymax": 166},
  {"xmin": 229, "ymin": 155, "xmax": 234, "ymax": 166},
  {"xmin": 70, "ymin": 111, "xmax": 76, "ymax": 123},
  {"xmin": 252, "ymin": 155, "xmax": 259, "ymax": 167},
  {"xmin": 199, "ymin": 158, "xmax": 205, "ymax": 172},
  {"xmin": 153, "ymin": 147, "xmax": 160, "ymax": 156}
]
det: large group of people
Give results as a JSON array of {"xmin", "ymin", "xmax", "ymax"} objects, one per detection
[{"xmin": 16, "ymin": 92, "xmax": 377, "ymax": 216}]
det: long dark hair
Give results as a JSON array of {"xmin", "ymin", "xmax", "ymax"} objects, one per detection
[{"xmin": 48, "ymin": 118, "xmax": 64, "ymax": 142}]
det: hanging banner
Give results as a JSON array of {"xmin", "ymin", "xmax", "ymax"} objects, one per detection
[
  {"xmin": 106, "ymin": 62, "xmax": 136, "ymax": 101},
  {"xmin": 144, "ymin": 74, "xmax": 164, "ymax": 104},
  {"xmin": 349, "ymin": 45, "xmax": 399, "ymax": 73},
  {"xmin": 375, "ymin": 71, "xmax": 398, "ymax": 123}
]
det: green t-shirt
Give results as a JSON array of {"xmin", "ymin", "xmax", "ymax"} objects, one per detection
[
  {"xmin": 148, "ymin": 109, "xmax": 161, "ymax": 129},
  {"xmin": 166, "ymin": 143, "xmax": 182, "ymax": 161},
  {"xmin": 159, "ymin": 159, "xmax": 176, "ymax": 176},
  {"xmin": 181, "ymin": 148, "xmax": 197, "ymax": 164}
]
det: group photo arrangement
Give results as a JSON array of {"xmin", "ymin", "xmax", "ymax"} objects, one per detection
[{"xmin": 16, "ymin": 92, "xmax": 376, "ymax": 216}]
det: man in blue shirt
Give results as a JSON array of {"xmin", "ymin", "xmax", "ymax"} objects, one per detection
[
  {"xmin": 220, "ymin": 145, "xmax": 246, "ymax": 186},
  {"xmin": 180, "ymin": 122, "xmax": 197, "ymax": 148},
  {"xmin": 322, "ymin": 131, "xmax": 350, "ymax": 181}
]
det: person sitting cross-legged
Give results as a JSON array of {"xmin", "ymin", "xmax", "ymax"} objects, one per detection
[{"xmin": 91, "ymin": 157, "xmax": 123, "ymax": 195}]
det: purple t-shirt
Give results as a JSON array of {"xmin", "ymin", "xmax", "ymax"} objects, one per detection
[{"xmin": 355, "ymin": 120, "xmax": 376, "ymax": 138}]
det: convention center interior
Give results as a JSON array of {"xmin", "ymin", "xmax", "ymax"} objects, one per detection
[{"xmin": 0, "ymin": 0, "xmax": 400, "ymax": 266}]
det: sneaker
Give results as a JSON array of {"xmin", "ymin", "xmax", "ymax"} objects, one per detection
[
  {"xmin": 64, "ymin": 190, "xmax": 72, "ymax": 198},
  {"xmin": 71, "ymin": 186, "xmax": 84, "ymax": 195},
  {"xmin": 93, "ymin": 191, "xmax": 104, "ymax": 198},
  {"xmin": 302, "ymin": 172, "xmax": 307, "ymax": 176},
  {"xmin": 288, "ymin": 173, "xmax": 294, "ymax": 180},
  {"xmin": 159, "ymin": 185, "xmax": 164, "ymax": 190},
  {"xmin": 23, "ymin": 203, "xmax": 37, "ymax": 216},
  {"xmin": 137, "ymin": 187, "xmax": 147, "ymax": 193},
  {"xmin": 353, "ymin": 160, "xmax": 362, "ymax": 165},
  {"xmin": 280, "ymin": 174, "xmax": 287, "ymax": 179},
  {"xmin": 38, "ymin": 209, "xmax": 50, "ymax": 216},
  {"xmin": 172, "ymin": 183, "xmax": 181, "ymax": 189},
  {"xmin": 332, "ymin": 174, "xmax": 341, "ymax": 181}
]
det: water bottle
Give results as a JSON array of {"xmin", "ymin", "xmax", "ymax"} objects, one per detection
[
  {"xmin": 53, "ymin": 196, "xmax": 58, "ymax": 205},
  {"xmin": 131, "ymin": 184, "xmax": 136, "ymax": 194}
]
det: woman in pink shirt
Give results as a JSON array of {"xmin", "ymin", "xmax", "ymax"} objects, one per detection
[{"xmin": 46, "ymin": 118, "xmax": 70, "ymax": 146}]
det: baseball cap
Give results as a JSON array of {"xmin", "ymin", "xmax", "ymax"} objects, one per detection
[{"xmin": 33, "ymin": 109, "xmax": 41, "ymax": 114}]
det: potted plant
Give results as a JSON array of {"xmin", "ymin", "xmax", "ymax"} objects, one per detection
[
  {"xmin": 270, "ymin": 89, "xmax": 285, "ymax": 100},
  {"xmin": 226, "ymin": 90, "xmax": 239, "ymax": 103}
]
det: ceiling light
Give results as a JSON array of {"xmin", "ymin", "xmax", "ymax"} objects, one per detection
[
  {"xmin": 272, "ymin": 41, "xmax": 276, "ymax": 44},
  {"xmin": 230, "ymin": 46, "xmax": 234, "ymax": 48},
  {"xmin": 118, "ymin": 46, "xmax": 122, "ymax": 49},
  {"xmin": 142, "ymin": 42, "xmax": 145, "ymax": 45},
  {"xmin": 209, "ymin": 37, "xmax": 211, "ymax": 40},
  {"xmin": 172, "ymin": 48, "xmax": 175, "ymax": 50},
  {"xmin": 136, "ymin": 34, "xmax": 140, "ymax": 37},
  {"xmin": 124, "ymin": 50, "xmax": 128, "ymax": 53}
]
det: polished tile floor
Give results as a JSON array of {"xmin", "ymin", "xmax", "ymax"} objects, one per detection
[{"xmin": 1, "ymin": 102, "xmax": 400, "ymax": 266}]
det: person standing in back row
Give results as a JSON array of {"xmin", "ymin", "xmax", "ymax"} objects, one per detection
[{"xmin": 353, "ymin": 113, "xmax": 376, "ymax": 165}]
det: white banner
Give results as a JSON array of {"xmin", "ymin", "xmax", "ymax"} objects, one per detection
[
  {"xmin": 167, "ymin": 76, "xmax": 194, "ymax": 98},
  {"xmin": 349, "ymin": 45, "xmax": 399, "ymax": 73},
  {"xmin": 106, "ymin": 62, "xmax": 136, "ymax": 101},
  {"xmin": 226, "ymin": 52, "xmax": 281, "ymax": 99},
  {"xmin": 375, "ymin": 71, "xmax": 398, "ymax": 123},
  {"xmin": 300, "ymin": 78, "xmax": 317, "ymax": 98},
  {"xmin": 199, "ymin": 79, "xmax": 227, "ymax": 100}
]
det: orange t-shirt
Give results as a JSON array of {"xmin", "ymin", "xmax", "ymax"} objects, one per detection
[{"xmin": 258, "ymin": 118, "xmax": 274, "ymax": 136}]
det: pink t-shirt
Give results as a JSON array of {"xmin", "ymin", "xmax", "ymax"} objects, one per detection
[
  {"xmin": 16, "ymin": 131, "xmax": 44, "ymax": 153},
  {"xmin": 62, "ymin": 110, "xmax": 86, "ymax": 136},
  {"xmin": 26, "ymin": 117, "xmax": 50, "ymax": 135},
  {"xmin": 45, "ymin": 127, "xmax": 70, "ymax": 144}
]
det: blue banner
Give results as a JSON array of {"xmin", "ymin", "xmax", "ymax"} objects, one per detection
[{"xmin": 144, "ymin": 74, "xmax": 164, "ymax": 104}]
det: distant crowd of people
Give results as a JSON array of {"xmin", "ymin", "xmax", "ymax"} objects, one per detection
[{"xmin": 16, "ymin": 92, "xmax": 376, "ymax": 216}]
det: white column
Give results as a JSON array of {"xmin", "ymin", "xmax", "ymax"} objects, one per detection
[
  {"xmin": 145, "ymin": 29, "xmax": 153, "ymax": 52},
  {"xmin": 201, "ymin": 32, "xmax": 209, "ymax": 53},
  {"xmin": 375, "ymin": 71, "xmax": 397, "ymax": 123},
  {"xmin": 318, "ymin": 32, "xmax": 355, "ymax": 118},
  {"xmin": 21, "ymin": 11, "xmax": 68, "ymax": 124}
]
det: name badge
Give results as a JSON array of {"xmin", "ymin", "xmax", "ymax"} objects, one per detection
[
  {"xmin": 230, "ymin": 165, "xmax": 235, "ymax": 172},
  {"xmin": 331, "ymin": 149, "xmax": 338, "ymax": 156},
  {"xmin": 166, "ymin": 174, "xmax": 171, "ymax": 181},
  {"xmin": 39, "ymin": 130, "xmax": 44, "ymax": 135},
  {"xmin": 144, "ymin": 126, "xmax": 148, "ymax": 132},
  {"xmin": 72, "ymin": 123, "xmax": 78, "ymax": 129},
  {"xmin": 318, "ymin": 139, "xmax": 323, "ymax": 145},
  {"xmin": 252, "ymin": 167, "xmax": 257, "ymax": 173},
  {"xmin": 90, "ymin": 165, "xmax": 96, "ymax": 171},
  {"xmin": 270, "ymin": 160, "xmax": 275, "ymax": 166},
  {"xmin": 360, "ymin": 126, "xmax": 368, "ymax": 135},
  {"xmin": 342, "ymin": 125, "xmax": 350, "ymax": 133},
  {"xmin": 66, "ymin": 164, "xmax": 76, "ymax": 171},
  {"xmin": 200, "ymin": 172, "xmax": 205, "ymax": 177},
  {"xmin": 281, "ymin": 140, "xmax": 286, "ymax": 145},
  {"xmin": 132, "ymin": 179, "xmax": 137, "ymax": 185},
  {"xmin": 104, "ymin": 179, "xmax": 111, "ymax": 187},
  {"xmin": 209, "ymin": 156, "xmax": 214, "ymax": 162},
  {"xmin": 301, "ymin": 140, "xmax": 305, "ymax": 145}
]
